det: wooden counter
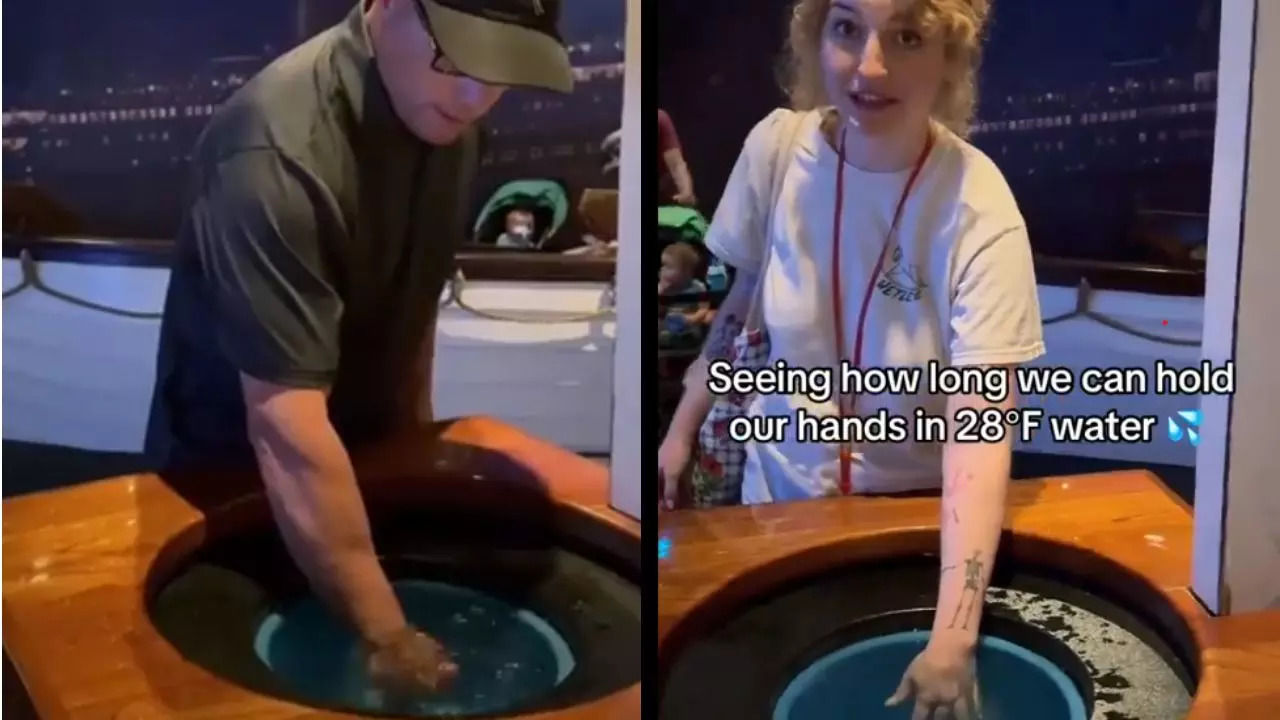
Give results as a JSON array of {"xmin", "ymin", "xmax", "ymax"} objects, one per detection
[
  {"xmin": 657, "ymin": 470, "xmax": 1280, "ymax": 719},
  {"xmin": 2, "ymin": 417, "xmax": 640, "ymax": 720}
]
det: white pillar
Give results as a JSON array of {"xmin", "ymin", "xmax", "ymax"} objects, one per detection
[
  {"xmin": 609, "ymin": 0, "xmax": 643, "ymax": 521},
  {"xmin": 1193, "ymin": 0, "xmax": 1280, "ymax": 614}
]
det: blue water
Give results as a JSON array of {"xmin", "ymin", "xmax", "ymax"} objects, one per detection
[
  {"xmin": 254, "ymin": 580, "xmax": 575, "ymax": 717},
  {"xmin": 773, "ymin": 630, "xmax": 1086, "ymax": 720}
]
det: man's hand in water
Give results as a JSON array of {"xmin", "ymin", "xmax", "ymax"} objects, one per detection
[{"xmin": 366, "ymin": 627, "xmax": 459, "ymax": 696}]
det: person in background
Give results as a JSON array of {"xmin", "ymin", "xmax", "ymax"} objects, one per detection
[
  {"xmin": 145, "ymin": 0, "xmax": 573, "ymax": 699},
  {"xmin": 658, "ymin": 241, "xmax": 709, "ymax": 303},
  {"xmin": 659, "ymin": 241, "xmax": 712, "ymax": 344},
  {"xmin": 601, "ymin": 127, "xmax": 623, "ymax": 174},
  {"xmin": 496, "ymin": 207, "xmax": 537, "ymax": 249},
  {"xmin": 659, "ymin": 0, "xmax": 1042, "ymax": 718},
  {"xmin": 659, "ymin": 108, "xmax": 698, "ymax": 206}
]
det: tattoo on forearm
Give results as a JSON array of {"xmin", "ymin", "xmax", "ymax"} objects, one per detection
[
  {"xmin": 704, "ymin": 312, "xmax": 743, "ymax": 361},
  {"xmin": 951, "ymin": 507, "xmax": 960, "ymax": 524},
  {"xmin": 947, "ymin": 551, "xmax": 985, "ymax": 630}
]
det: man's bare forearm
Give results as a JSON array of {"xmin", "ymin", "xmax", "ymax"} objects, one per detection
[
  {"xmin": 665, "ymin": 269, "xmax": 755, "ymax": 441},
  {"xmin": 930, "ymin": 382, "xmax": 1015, "ymax": 651},
  {"xmin": 249, "ymin": 413, "xmax": 409, "ymax": 647}
]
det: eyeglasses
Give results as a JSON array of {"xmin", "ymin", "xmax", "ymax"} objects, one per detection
[{"xmin": 410, "ymin": 0, "xmax": 464, "ymax": 76}]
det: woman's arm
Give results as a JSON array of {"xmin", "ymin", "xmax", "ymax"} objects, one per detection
[
  {"xmin": 887, "ymin": 219, "xmax": 1040, "ymax": 712},
  {"xmin": 929, "ymin": 365, "xmax": 1016, "ymax": 653}
]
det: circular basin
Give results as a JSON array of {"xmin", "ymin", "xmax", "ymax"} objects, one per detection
[
  {"xmin": 659, "ymin": 554, "xmax": 1195, "ymax": 720},
  {"xmin": 255, "ymin": 580, "xmax": 577, "ymax": 716},
  {"xmin": 150, "ymin": 507, "xmax": 639, "ymax": 718},
  {"xmin": 774, "ymin": 628, "xmax": 1086, "ymax": 720}
]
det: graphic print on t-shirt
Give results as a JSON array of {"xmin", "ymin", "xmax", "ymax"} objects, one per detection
[{"xmin": 877, "ymin": 244, "xmax": 927, "ymax": 303}]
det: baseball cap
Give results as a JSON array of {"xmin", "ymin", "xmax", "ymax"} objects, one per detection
[{"xmin": 419, "ymin": 0, "xmax": 575, "ymax": 93}]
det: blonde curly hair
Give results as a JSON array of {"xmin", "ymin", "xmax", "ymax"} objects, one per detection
[{"xmin": 781, "ymin": 0, "xmax": 992, "ymax": 137}]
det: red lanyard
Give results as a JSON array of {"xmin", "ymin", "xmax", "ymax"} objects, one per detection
[{"xmin": 830, "ymin": 127, "xmax": 934, "ymax": 495}]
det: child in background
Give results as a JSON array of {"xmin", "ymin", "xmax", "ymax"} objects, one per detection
[
  {"xmin": 659, "ymin": 242, "xmax": 712, "ymax": 343},
  {"xmin": 496, "ymin": 208, "xmax": 536, "ymax": 249}
]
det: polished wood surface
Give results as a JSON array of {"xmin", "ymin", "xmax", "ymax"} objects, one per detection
[
  {"xmin": 3, "ymin": 417, "xmax": 640, "ymax": 720},
  {"xmin": 657, "ymin": 470, "xmax": 1280, "ymax": 719}
]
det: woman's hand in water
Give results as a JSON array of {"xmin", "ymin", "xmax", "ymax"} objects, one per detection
[
  {"xmin": 366, "ymin": 627, "xmax": 459, "ymax": 696},
  {"xmin": 658, "ymin": 434, "xmax": 692, "ymax": 511},
  {"xmin": 885, "ymin": 641, "xmax": 981, "ymax": 719}
]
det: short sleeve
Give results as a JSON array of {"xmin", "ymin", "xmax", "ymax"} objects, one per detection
[
  {"xmin": 949, "ymin": 225, "xmax": 1046, "ymax": 367},
  {"xmin": 187, "ymin": 150, "xmax": 343, "ymax": 387},
  {"xmin": 703, "ymin": 108, "xmax": 795, "ymax": 273}
]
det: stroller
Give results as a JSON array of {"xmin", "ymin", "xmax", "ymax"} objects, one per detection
[
  {"xmin": 656, "ymin": 205, "xmax": 731, "ymax": 437},
  {"xmin": 656, "ymin": 205, "xmax": 730, "ymax": 292},
  {"xmin": 472, "ymin": 178, "xmax": 570, "ymax": 250}
]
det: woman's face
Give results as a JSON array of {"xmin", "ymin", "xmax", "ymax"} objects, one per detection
[{"xmin": 819, "ymin": 0, "xmax": 949, "ymax": 139}]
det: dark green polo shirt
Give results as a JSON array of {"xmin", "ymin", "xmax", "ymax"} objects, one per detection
[{"xmin": 145, "ymin": 6, "xmax": 477, "ymax": 469}]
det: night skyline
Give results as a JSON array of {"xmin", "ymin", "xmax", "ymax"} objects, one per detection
[
  {"xmin": 3, "ymin": 0, "xmax": 625, "ymax": 94},
  {"xmin": 3, "ymin": 0, "xmax": 626, "ymax": 242}
]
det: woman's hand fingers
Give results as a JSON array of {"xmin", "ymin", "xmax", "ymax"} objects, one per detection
[
  {"xmin": 910, "ymin": 697, "xmax": 933, "ymax": 720},
  {"xmin": 924, "ymin": 692, "xmax": 979, "ymax": 720},
  {"xmin": 885, "ymin": 671, "xmax": 913, "ymax": 707},
  {"xmin": 956, "ymin": 684, "xmax": 982, "ymax": 720}
]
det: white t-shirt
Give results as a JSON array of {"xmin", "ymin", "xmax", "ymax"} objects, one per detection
[{"xmin": 704, "ymin": 109, "xmax": 1046, "ymax": 502}]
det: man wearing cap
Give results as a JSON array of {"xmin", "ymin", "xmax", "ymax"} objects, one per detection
[{"xmin": 145, "ymin": 0, "xmax": 573, "ymax": 697}]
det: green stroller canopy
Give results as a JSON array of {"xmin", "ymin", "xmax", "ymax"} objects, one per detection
[
  {"xmin": 474, "ymin": 178, "xmax": 570, "ymax": 245},
  {"xmin": 657, "ymin": 205, "xmax": 710, "ymax": 245}
]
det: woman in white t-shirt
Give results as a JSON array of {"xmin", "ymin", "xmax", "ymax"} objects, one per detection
[{"xmin": 658, "ymin": 0, "xmax": 1044, "ymax": 716}]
